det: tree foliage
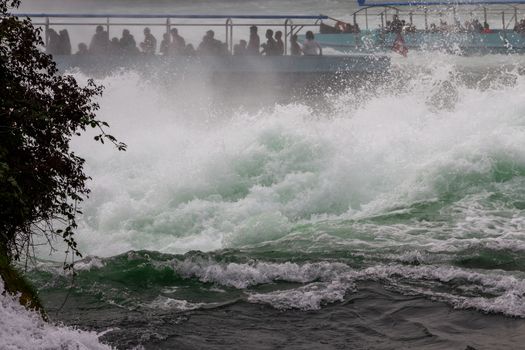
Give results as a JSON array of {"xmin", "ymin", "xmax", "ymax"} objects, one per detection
[{"xmin": 0, "ymin": 0, "xmax": 125, "ymax": 274}]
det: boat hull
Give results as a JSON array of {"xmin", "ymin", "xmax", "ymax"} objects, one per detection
[
  {"xmin": 52, "ymin": 54, "xmax": 391, "ymax": 101},
  {"xmin": 53, "ymin": 54, "xmax": 389, "ymax": 74}
]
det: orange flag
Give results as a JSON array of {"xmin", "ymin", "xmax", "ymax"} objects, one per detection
[{"xmin": 392, "ymin": 33, "xmax": 408, "ymax": 57}]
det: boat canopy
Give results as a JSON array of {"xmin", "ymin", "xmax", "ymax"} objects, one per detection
[{"xmin": 358, "ymin": 0, "xmax": 525, "ymax": 6}]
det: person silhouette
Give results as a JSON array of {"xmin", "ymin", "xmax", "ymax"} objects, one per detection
[
  {"xmin": 140, "ymin": 27, "xmax": 157, "ymax": 55},
  {"xmin": 160, "ymin": 33, "xmax": 170, "ymax": 56},
  {"xmin": 275, "ymin": 30, "xmax": 284, "ymax": 55},
  {"xmin": 109, "ymin": 37, "xmax": 121, "ymax": 55},
  {"xmin": 302, "ymin": 31, "xmax": 322, "ymax": 56},
  {"xmin": 89, "ymin": 25, "xmax": 109, "ymax": 54},
  {"xmin": 58, "ymin": 29, "xmax": 71, "ymax": 55},
  {"xmin": 261, "ymin": 29, "xmax": 277, "ymax": 56},
  {"xmin": 290, "ymin": 34, "xmax": 302, "ymax": 56},
  {"xmin": 197, "ymin": 30, "xmax": 222, "ymax": 55},
  {"xmin": 170, "ymin": 28, "xmax": 186, "ymax": 55},
  {"xmin": 45, "ymin": 28, "xmax": 60, "ymax": 55},
  {"xmin": 75, "ymin": 42, "xmax": 89, "ymax": 55},
  {"xmin": 119, "ymin": 29, "xmax": 139, "ymax": 55},
  {"xmin": 234, "ymin": 39, "xmax": 247, "ymax": 55},
  {"xmin": 247, "ymin": 25, "xmax": 260, "ymax": 55}
]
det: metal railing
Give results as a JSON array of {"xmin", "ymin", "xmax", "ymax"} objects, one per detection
[
  {"xmin": 14, "ymin": 13, "xmax": 328, "ymax": 55},
  {"xmin": 349, "ymin": 3, "xmax": 525, "ymax": 31}
]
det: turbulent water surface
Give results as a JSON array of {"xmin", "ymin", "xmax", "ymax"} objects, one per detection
[{"xmin": 6, "ymin": 1, "xmax": 525, "ymax": 349}]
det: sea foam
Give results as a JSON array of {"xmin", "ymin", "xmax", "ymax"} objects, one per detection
[{"xmin": 0, "ymin": 279, "xmax": 111, "ymax": 350}]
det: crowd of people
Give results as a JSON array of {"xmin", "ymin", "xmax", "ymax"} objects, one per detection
[
  {"xmin": 385, "ymin": 15, "xmax": 416, "ymax": 33},
  {"xmin": 45, "ymin": 25, "xmax": 323, "ymax": 57},
  {"xmin": 425, "ymin": 19, "xmax": 491, "ymax": 33},
  {"xmin": 384, "ymin": 14, "xmax": 525, "ymax": 34},
  {"xmin": 45, "ymin": 28, "xmax": 71, "ymax": 55}
]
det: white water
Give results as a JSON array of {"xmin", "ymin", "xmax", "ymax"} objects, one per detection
[
  {"xmin": 8, "ymin": 0, "xmax": 525, "ymax": 346},
  {"xmin": 27, "ymin": 55, "xmax": 525, "ymax": 317},
  {"xmin": 64, "ymin": 56, "xmax": 525, "ymax": 259},
  {"xmin": 0, "ymin": 279, "xmax": 112, "ymax": 350}
]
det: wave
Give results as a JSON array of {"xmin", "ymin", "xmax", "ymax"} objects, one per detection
[
  {"xmin": 0, "ymin": 278, "xmax": 111, "ymax": 350},
  {"xmin": 20, "ymin": 53, "xmax": 525, "ymax": 331},
  {"xmin": 26, "ymin": 250, "xmax": 525, "ymax": 316},
  {"xmin": 58, "ymin": 56, "xmax": 525, "ymax": 259}
]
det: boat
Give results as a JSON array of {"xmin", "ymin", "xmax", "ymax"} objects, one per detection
[
  {"xmin": 309, "ymin": 0, "xmax": 525, "ymax": 54},
  {"xmin": 14, "ymin": 13, "xmax": 391, "ymax": 91}
]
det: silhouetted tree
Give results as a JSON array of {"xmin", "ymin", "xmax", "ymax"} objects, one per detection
[{"xmin": 0, "ymin": 0, "xmax": 125, "ymax": 309}]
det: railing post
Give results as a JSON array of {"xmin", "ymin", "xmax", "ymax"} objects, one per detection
[
  {"xmin": 44, "ymin": 17, "xmax": 49, "ymax": 47},
  {"xmin": 381, "ymin": 12, "xmax": 385, "ymax": 46},
  {"xmin": 409, "ymin": 12, "xmax": 413, "ymax": 25},
  {"xmin": 225, "ymin": 19, "xmax": 229, "ymax": 53},
  {"xmin": 225, "ymin": 18, "xmax": 233, "ymax": 54},
  {"xmin": 424, "ymin": 8, "xmax": 428, "ymax": 30},
  {"xmin": 106, "ymin": 17, "xmax": 110, "ymax": 37},
  {"xmin": 365, "ymin": 8, "xmax": 368, "ymax": 30},
  {"xmin": 284, "ymin": 18, "xmax": 290, "ymax": 55},
  {"xmin": 484, "ymin": 7, "xmax": 487, "ymax": 23},
  {"xmin": 166, "ymin": 18, "xmax": 171, "ymax": 35},
  {"xmin": 502, "ymin": 11, "xmax": 506, "ymax": 39},
  {"xmin": 230, "ymin": 19, "xmax": 233, "ymax": 53}
]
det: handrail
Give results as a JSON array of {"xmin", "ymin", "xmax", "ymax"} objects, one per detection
[
  {"xmin": 358, "ymin": 0, "xmax": 525, "ymax": 7},
  {"xmin": 350, "ymin": 2, "xmax": 524, "ymax": 27},
  {"xmin": 347, "ymin": 0, "xmax": 524, "ymax": 31},
  {"xmin": 351, "ymin": 3, "xmax": 524, "ymax": 15},
  {"xmin": 24, "ymin": 13, "xmax": 327, "ymax": 56},
  {"xmin": 352, "ymin": 5, "xmax": 401, "ymax": 16},
  {"xmin": 14, "ymin": 13, "xmax": 329, "ymax": 20}
]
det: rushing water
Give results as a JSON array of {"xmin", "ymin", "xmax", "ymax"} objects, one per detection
[
  {"xmin": 15, "ymin": 53, "xmax": 525, "ymax": 349},
  {"xmin": 4, "ymin": 1, "xmax": 525, "ymax": 349}
]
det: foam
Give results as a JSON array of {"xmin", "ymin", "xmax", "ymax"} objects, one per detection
[
  {"xmin": 172, "ymin": 260, "xmax": 350, "ymax": 289},
  {"xmin": 32, "ymin": 252, "xmax": 525, "ymax": 314},
  {"xmin": 248, "ymin": 280, "xmax": 353, "ymax": 310},
  {"xmin": 25, "ymin": 52, "xmax": 525, "ymax": 319},
  {"xmin": 0, "ymin": 279, "xmax": 112, "ymax": 350},
  {"xmin": 146, "ymin": 296, "xmax": 205, "ymax": 311},
  {"xmin": 169, "ymin": 258, "xmax": 525, "ymax": 315},
  {"xmin": 59, "ymin": 57, "xmax": 525, "ymax": 259},
  {"xmin": 73, "ymin": 256, "xmax": 105, "ymax": 271}
]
